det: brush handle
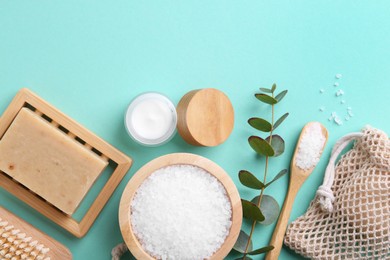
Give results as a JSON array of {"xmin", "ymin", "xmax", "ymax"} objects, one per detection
[{"xmin": 265, "ymin": 176, "xmax": 305, "ymax": 260}]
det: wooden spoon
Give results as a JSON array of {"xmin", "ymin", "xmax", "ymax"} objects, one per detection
[{"xmin": 265, "ymin": 122, "xmax": 328, "ymax": 260}]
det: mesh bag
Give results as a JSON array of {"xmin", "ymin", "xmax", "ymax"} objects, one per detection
[{"xmin": 284, "ymin": 126, "xmax": 390, "ymax": 259}]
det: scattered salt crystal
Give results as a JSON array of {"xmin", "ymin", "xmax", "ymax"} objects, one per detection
[
  {"xmin": 347, "ymin": 106, "xmax": 352, "ymax": 110},
  {"xmin": 334, "ymin": 82, "xmax": 339, "ymax": 87},
  {"xmin": 345, "ymin": 116, "xmax": 350, "ymax": 121},
  {"xmin": 335, "ymin": 74, "xmax": 342, "ymax": 79},
  {"xmin": 130, "ymin": 165, "xmax": 232, "ymax": 260},
  {"xmin": 336, "ymin": 89, "xmax": 344, "ymax": 96},
  {"xmin": 319, "ymin": 106, "xmax": 325, "ymax": 112},
  {"xmin": 340, "ymin": 100, "xmax": 346, "ymax": 104},
  {"xmin": 319, "ymin": 89, "xmax": 325, "ymax": 93},
  {"xmin": 347, "ymin": 110, "xmax": 354, "ymax": 117},
  {"xmin": 295, "ymin": 122, "xmax": 326, "ymax": 170},
  {"xmin": 334, "ymin": 116, "xmax": 343, "ymax": 125},
  {"xmin": 329, "ymin": 112, "xmax": 343, "ymax": 126}
]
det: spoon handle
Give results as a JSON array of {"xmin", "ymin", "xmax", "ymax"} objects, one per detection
[{"xmin": 265, "ymin": 176, "xmax": 304, "ymax": 260}]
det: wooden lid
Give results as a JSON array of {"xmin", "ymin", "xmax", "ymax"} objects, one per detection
[{"xmin": 176, "ymin": 88, "xmax": 234, "ymax": 146}]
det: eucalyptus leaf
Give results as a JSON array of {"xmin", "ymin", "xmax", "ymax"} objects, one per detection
[
  {"xmin": 265, "ymin": 135, "xmax": 285, "ymax": 157},
  {"xmin": 271, "ymin": 83, "xmax": 277, "ymax": 92},
  {"xmin": 275, "ymin": 90, "xmax": 288, "ymax": 102},
  {"xmin": 259, "ymin": 87, "xmax": 272, "ymax": 93},
  {"xmin": 248, "ymin": 136, "xmax": 275, "ymax": 156},
  {"xmin": 251, "ymin": 195, "xmax": 280, "ymax": 225},
  {"xmin": 248, "ymin": 245, "xmax": 274, "ymax": 255},
  {"xmin": 265, "ymin": 169, "xmax": 288, "ymax": 188},
  {"xmin": 248, "ymin": 118, "xmax": 272, "ymax": 132},
  {"xmin": 239, "ymin": 170, "xmax": 264, "ymax": 190},
  {"xmin": 233, "ymin": 230, "xmax": 253, "ymax": 253},
  {"xmin": 241, "ymin": 199, "xmax": 265, "ymax": 222},
  {"xmin": 273, "ymin": 113, "xmax": 289, "ymax": 130},
  {"xmin": 255, "ymin": 94, "xmax": 277, "ymax": 105}
]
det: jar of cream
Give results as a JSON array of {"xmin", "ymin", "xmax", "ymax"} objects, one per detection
[{"xmin": 125, "ymin": 92, "xmax": 177, "ymax": 146}]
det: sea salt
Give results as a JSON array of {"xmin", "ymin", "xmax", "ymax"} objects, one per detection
[
  {"xmin": 334, "ymin": 116, "xmax": 343, "ymax": 125},
  {"xmin": 336, "ymin": 89, "xmax": 344, "ymax": 96},
  {"xmin": 328, "ymin": 112, "xmax": 337, "ymax": 121},
  {"xmin": 328, "ymin": 112, "xmax": 343, "ymax": 125},
  {"xmin": 317, "ymin": 73, "xmax": 354, "ymax": 124},
  {"xmin": 347, "ymin": 109, "xmax": 354, "ymax": 117},
  {"xmin": 130, "ymin": 165, "xmax": 232, "ymax": 260},
  {"xmin": 295, "ymin": 122, "xmax": 326, "ymax": 170}
]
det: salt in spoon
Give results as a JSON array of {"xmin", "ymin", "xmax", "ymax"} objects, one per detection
[{"xmin": 265, "ymin": 122, "xmax": 328, "ymax": 260}]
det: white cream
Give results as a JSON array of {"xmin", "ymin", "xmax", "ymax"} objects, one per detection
[
  {"xmin": 125, "ymin": 93, "xmax": 177, "ymax": 146},
  {"xmin": 131, "ymin": 99, "xmax": 173, "ymax": 140}
]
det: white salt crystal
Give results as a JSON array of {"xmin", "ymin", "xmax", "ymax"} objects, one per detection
[
  {"xmin": 295, "ymin": 122, "xmax": 326, "ymax": 170},
  {"xmin": 130, "ymin": 165, "xmax": 232, "ymax": 260},
  {"xmin": 335, "ymin": 89, "xmax": 344, "ymax": 96},
  {"xmin": 319, "ymin": 89, "xmax": 325, "ymax": 93},
  {"xmin": 347, "ymin": 106, "xmax": 352, "ymax": 110},
  {"xmin": 340, "ymin": 100, "xmax": 346, "ymax": 104},
  {"xmin": 347, "ymin": 110, "xmax": 354, "ymax": 117},
  {"xmin": 335, "ymin": 73, "xmax": 342, "ymax": 79},
  {"xmin": 329, "ymin": 112, "xmax": 342, "ymax": 125},
  {"xmin": 334, "ymin": 82, "xmax": 339, "ymax": 87},
  {"xmin": 345, "ymin": 116, "xmax": 350, "ymax": 121},
  {"xmin": 334, "ymin": 116, "xmax": 343, "ymax": 125},
  {"xmin": 319, "ymin": 106, "xmax": 325, "ymax": 112}
]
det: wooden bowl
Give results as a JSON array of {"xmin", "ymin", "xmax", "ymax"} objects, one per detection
[{"xmin": 119, "ymin": 153, "xmax": 242, "ymax": 260}]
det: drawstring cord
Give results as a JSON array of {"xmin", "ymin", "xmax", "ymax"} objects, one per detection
[
  {"xmin": 111, "ymin": 242, "xmax": 128, "ymax": 260},
  {"xmin": 316, "ymin": 132, "xmax": 363, "ymax": 213}
]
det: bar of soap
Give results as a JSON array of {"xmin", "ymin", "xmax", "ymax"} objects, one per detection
[{"xmin": 0, "ymin": 108, "xmax": 108, "ymax": 215}]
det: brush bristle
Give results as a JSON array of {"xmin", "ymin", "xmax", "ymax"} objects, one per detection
[{"xmin": 0, "ymin": 217, "xmax": 51, "ymax": 259}]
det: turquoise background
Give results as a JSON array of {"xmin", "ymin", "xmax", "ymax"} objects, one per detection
[{"xmin": 1, "ymin": 1, "xmax": 389, "ymax": 259}]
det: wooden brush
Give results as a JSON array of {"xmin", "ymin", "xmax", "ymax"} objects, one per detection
[{"xmin": 0, "ymin": 206, "xmax": 72, "ymax": 259}]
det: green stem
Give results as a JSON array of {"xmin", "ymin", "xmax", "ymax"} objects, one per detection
[{"xmin": 242, "ymin": 93, "xmax": 275, "ymax": 259}]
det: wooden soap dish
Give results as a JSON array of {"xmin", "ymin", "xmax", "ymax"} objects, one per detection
[
  {"xmin": 0, "ymin": 88, "xmax": 132, "ymax": 238},
  {"xmin": 119, "ymin": 153, "xmax": 242, "ymax": 260}
]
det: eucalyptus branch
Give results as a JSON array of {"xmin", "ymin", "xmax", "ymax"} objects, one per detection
[{"xmin": 232, "ymin": 84, "xmax": 289, "ymax": 259}]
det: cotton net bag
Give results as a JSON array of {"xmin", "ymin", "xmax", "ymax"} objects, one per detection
[{"xmin": 284, "ymin": 126, "xmax": 389, "ymax": 259}]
